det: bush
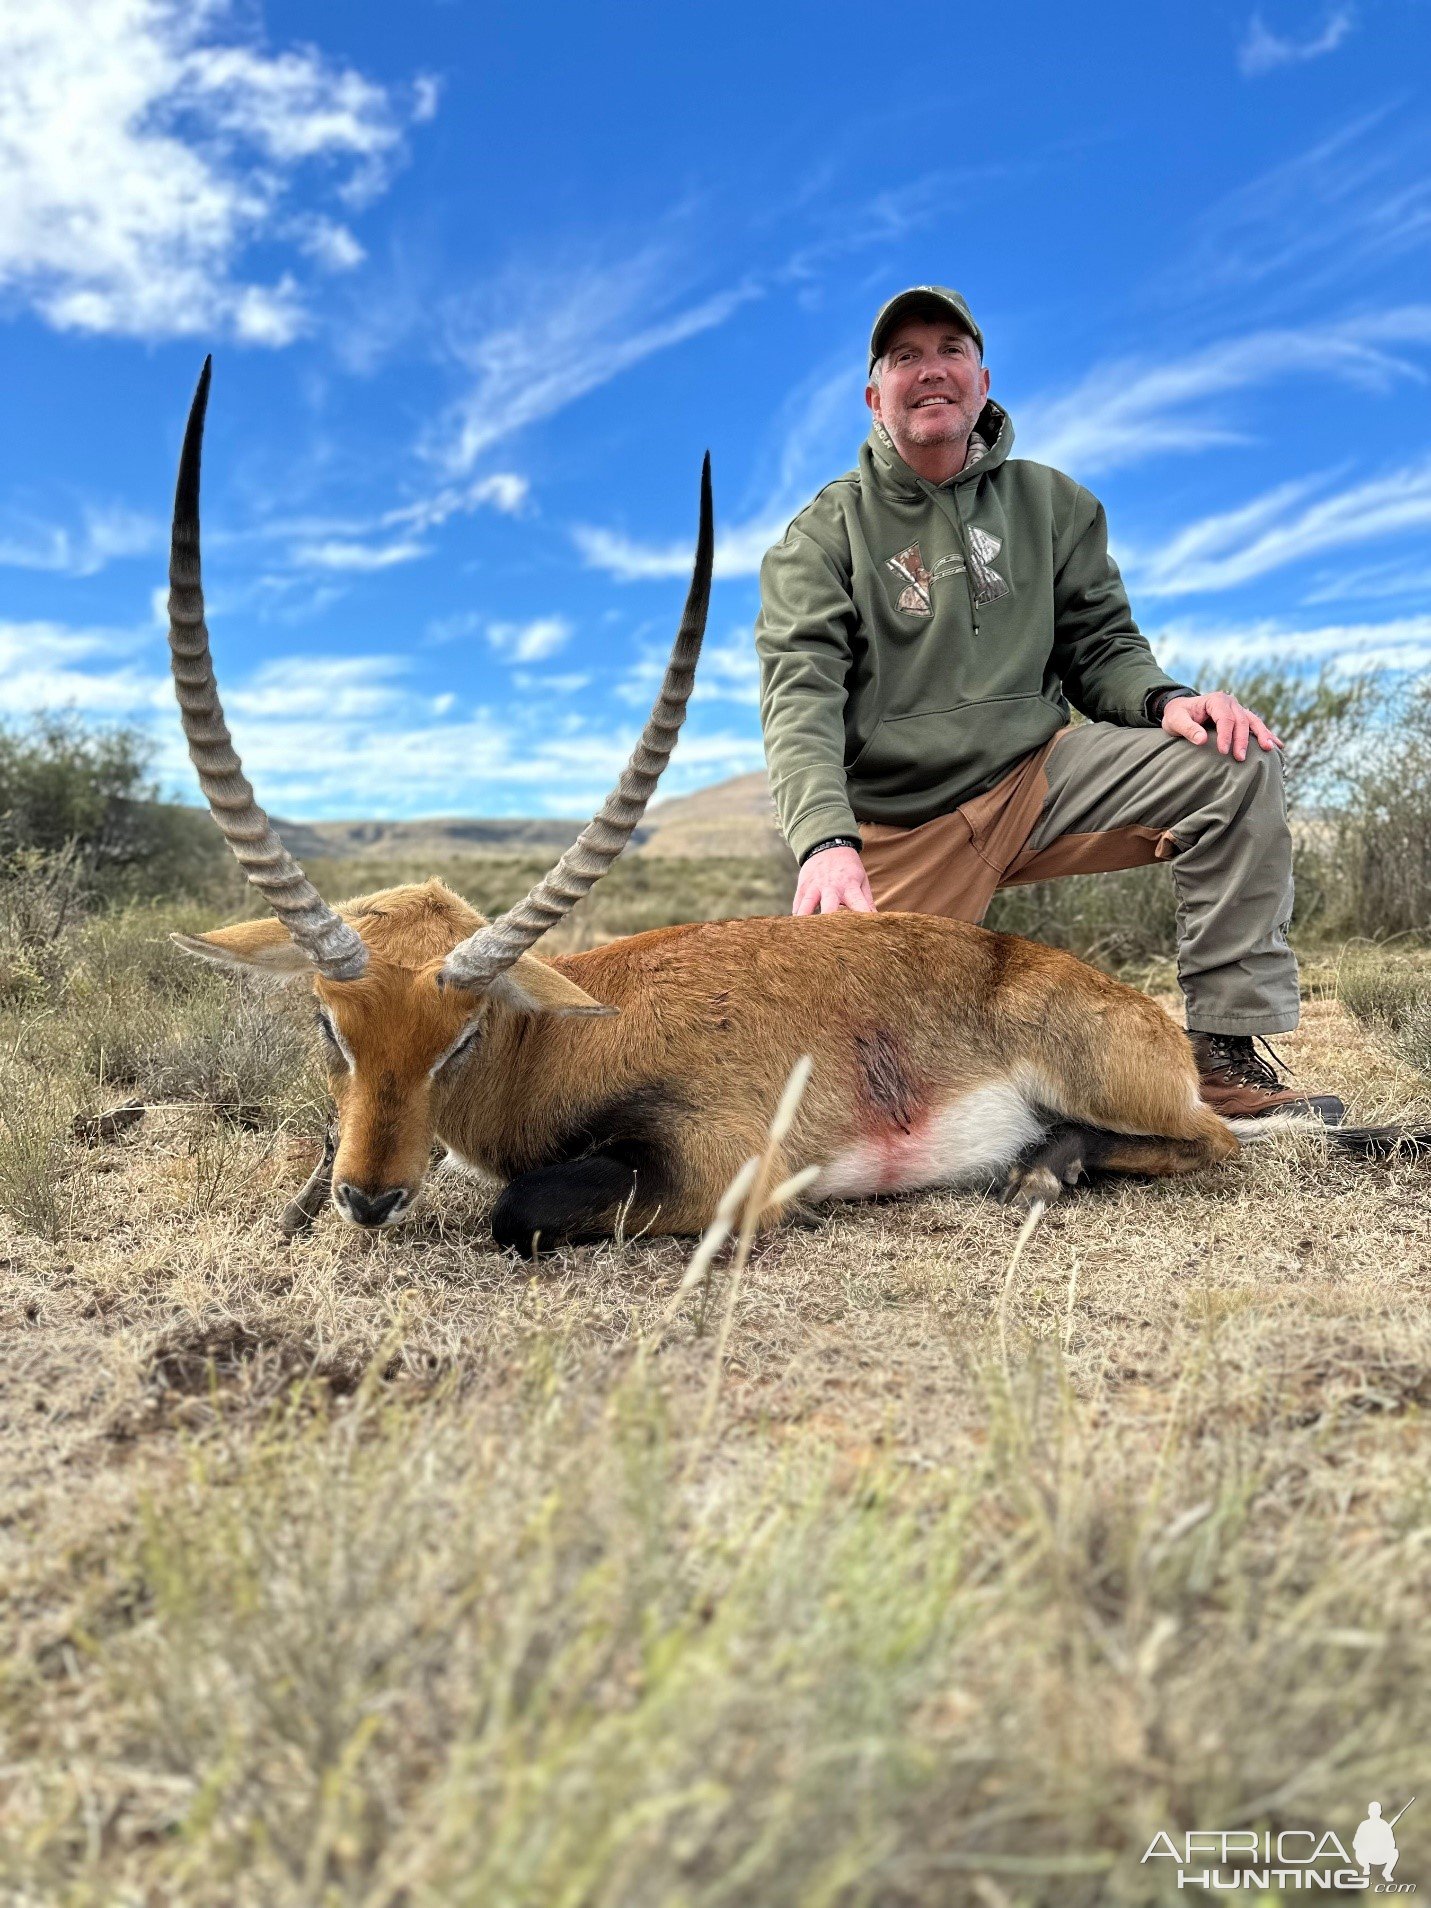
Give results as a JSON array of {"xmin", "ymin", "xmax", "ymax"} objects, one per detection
[
  {"xmin": 0, "ymin": 712, "xmax": 225, "ymax": 903},
  {"xmin": 1326, "ymin": 677, "xmax": 1431, "ymax": 939}
]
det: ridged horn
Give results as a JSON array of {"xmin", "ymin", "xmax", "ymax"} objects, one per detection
[
  {"xmin": 168, "ymin": 359, "xmax": 368, "ymax": 982},
  {"xmin": 440, "ymin": 454, "xmax": 713, "ymax": 994}
]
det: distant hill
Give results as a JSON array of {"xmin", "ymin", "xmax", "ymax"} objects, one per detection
[
  {"xmin": 264, "ymin": 771, "xmax": 791, "ymax": 864},
  {"xmin": 638, "ymin": 771, "xmax": 788, "ymax": 860},
  {"xmin": 272, "ymin": 814, "xmax": 591, "ymax": 863}
]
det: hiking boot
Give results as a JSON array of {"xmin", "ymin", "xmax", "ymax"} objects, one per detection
[{"xmin": 1188, "ymin": 1031, "xmax": 1344, "ymax": 1124}]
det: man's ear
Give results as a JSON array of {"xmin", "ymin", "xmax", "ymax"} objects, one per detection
[
  {"xmin": 487, "ymin": 952, "xmax": 618, "ymax": 1018},
  {"xmin": 171, "ymin": 920, "xmax": 313, "ymax": 978}
]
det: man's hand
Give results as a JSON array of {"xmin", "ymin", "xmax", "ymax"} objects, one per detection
[
  {"xmin": 792, "ymin": 844, "xmax": 877, "ymax": 915},
  {"xmin": 1161, "ymin": 691, "xmax": 1282, "ymax": 761}
]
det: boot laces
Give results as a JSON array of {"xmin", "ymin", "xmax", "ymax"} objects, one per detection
[{"xmin": 1204, "ymin": 1033, "xmax": 1295, "ymax": 1089}]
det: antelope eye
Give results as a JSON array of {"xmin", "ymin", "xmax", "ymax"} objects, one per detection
[
  {"xmin": 434, "ymin": 1025, "xmax": 480, "ymax": 1076},
  {"xmin": 315, "ymin": 1009, "xmax": 348, "ymax": 1067}
]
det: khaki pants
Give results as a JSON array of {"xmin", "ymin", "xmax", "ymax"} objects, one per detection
[{"xmin": 858, "ymin": 722, "xmax": 1298, "ymax": 1036}]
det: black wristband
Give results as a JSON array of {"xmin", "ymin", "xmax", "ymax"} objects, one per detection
[
  {"xmin": 798, "ymin": 835, "xmax": 862, "ymax": 866},
  {"xmin": 1147, "ymin": 685, "xmax": 1199, "ymax": 723}
]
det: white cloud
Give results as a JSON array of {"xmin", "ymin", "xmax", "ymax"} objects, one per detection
[
  {"xmin": 1017, "ymin": 309, "xmax": 1431, "ymax": 480},
  {"xmin": 225, "ymin": 654, "xmax": 410, "ymax": 722},
  {"xmin": 0, "ymin": 610, "xmax": 762, "ymax": 820},
  {"xmin": 574, "ymin": 516, "xmax": 790, "ymax": 583},
  {"xmin": 511, "ymin": 671, "xmax": 592, "ymax": 696},
  {"xmin": 287, "ymin": 214, "xmax": 366, "ymax": 272},
  {"xmin": 1238, "ymin": 6, "xmax": 1356, "ymax": 77},
  {"xmin": 1166, "ymin": 109, "xmax": 1431, "ymax": 314},
  {"xmin": 0, "ymin": 618, "xmax": 165, "ymax": 718},
  {"xmin": 430, "ymin": 249, "xmax": 759, "ymax": 472},
  {"xmin": 1126, "ymin": 457, "xmax": 1431, "ymax": 597},
  {"xmin": 614, "ymin": 627, "xmax": 761, "ymax": 710},
  {"xmin": 0, "ymin": 0, "xmax": 429, "ymax": 343},
  {"xmin": 465, "ymin": 473, "xmax": 529, "ymax": 516},
  {"xmin": 424, "ymin": 611, "xmax": 482, "ymax": 646},
  {"xmin": 269, "ymin": 472, "xmax": 532, "ymax": 579},
  {"xmin": 1150, "ymin": 611, "xmax": 1431, "ymax": 677},
  {"xmin": 384, "ymin": 471, "xmax": 531, "ymax": 534},
  {"xmin": 575, "ymin": 361, "xmax": 859, "ymax": 580},
  {"xmin": 1303, "ymin": 558, "xmax": 1431, "ymax": 606},
  {"xmin": 288, "ymin": 537, "xmax": 429, "ymax": 572},
  {"xmin": 486, "ymin": 617, "xmax": 572, "ymax": 664},
  {"xmin": 0, "ymin": 501, "xmax": 161, "ymax": 575}
]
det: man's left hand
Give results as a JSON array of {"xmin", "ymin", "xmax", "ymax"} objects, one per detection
[{"xmin": 1161, "ymin": 691, "xmax": 1281, "ymax": 761}]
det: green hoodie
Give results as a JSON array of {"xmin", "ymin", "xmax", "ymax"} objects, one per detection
[{"xmin": 755, "ymin": 400, "xmax": 1186, "ymax": 863}]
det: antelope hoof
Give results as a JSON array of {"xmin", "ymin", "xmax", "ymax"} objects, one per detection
[{"xmin": 999, "ymin": 1162, "xmax": 1066, "ymax": 1211}]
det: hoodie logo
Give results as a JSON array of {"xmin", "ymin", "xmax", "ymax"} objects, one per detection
[
  {"xmin": 967, "ymin": 527, "xmax": 1010, "ymax": 606},
  {"xmin": 886, "ymin": 542, "xmax": 963, "ymax": 615},
  {"xmin": 886, "ymin": 534, "xmax": 1009, "ymax": 615}
]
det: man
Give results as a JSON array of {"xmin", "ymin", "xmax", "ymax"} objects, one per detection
[{"xmin": 755, "ymin": 285, "xmax": 1341, "ymax": 1120}]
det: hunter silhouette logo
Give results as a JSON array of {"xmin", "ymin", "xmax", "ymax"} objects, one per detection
[
  {"xmin": 1141, "ymin": 1795, "xmax": 1417, "ymax": 1892},
  {"xmin": 886, "ymin": 534, "xmax": 1008, "ymax": 615}
]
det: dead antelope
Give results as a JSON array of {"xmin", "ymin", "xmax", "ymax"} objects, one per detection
[{"xmin": 168, "ymin": 363, "xmax": 1426, "ymax": 1253}]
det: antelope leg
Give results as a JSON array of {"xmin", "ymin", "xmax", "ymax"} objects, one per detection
[{"xmin": 279, "ymin": 1123, "xmax": 336, "ymax": 1240}]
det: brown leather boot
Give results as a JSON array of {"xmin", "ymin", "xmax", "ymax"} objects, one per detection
[{"xmin": 1189, "ymin": 1032, "xmax": 1345, "ymax": 1124}]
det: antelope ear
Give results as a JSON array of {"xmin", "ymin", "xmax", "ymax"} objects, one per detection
[
  {"xmin": 488, "ymin": 952, "xmax": 618, "ymax": 1018},
  {"xmin": 171, "ymin": 921, "xmax": 315, "ymax": 978}
]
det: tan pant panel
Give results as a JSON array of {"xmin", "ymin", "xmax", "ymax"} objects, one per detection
[
  {"xmin": 861, "ymin": 730, "xmax": 1062, "ymax": 921},
  {"xmin": 1003, "ymin": 823, "xmax": 1180, "ymax": 886}
]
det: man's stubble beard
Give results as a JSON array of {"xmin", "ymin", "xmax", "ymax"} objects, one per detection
[{"xmin": 891, "ymin": 392, "xmax": 982, "ymax": 458}]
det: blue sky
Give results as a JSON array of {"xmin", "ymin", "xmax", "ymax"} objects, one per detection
[{"xmin": 1, "ymin": 0, "xmax": 1429, "ymax": 819}]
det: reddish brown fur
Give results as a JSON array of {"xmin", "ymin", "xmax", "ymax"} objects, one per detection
[{"xmin": 188, "ymin": 880, "xmax": 1239, "ymax": 1236}]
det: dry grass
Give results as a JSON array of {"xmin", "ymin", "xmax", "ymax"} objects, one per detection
[
  {"xmin": 1339, "ymin": 943, "xmax": 1431, "ymax": 1080},
  {"xmin": 1, "ymin": 866, "xmax": 1429, "ymax": 1906}
]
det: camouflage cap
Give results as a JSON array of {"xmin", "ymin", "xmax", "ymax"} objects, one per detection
[{"xmin": 868, "ymin": 286, "xmax": 983, "ymax": 371}]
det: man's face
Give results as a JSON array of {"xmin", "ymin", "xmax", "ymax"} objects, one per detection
[{"xmin": 866, "ymin": 318, "xmax": 990, "ymax": 459}]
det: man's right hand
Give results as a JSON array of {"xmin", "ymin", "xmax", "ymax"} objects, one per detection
[{"xmin": 792, "ymin": 844, "xmax": 877, "ymax": 916}]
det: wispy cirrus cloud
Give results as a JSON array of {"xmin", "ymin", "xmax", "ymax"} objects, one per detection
[
  {"xmin": 574, "ymin": 516, "xmax": 792, "ymax": 583},
  {"xmin": 0, "ymin": 501, "xmax": 162, "ymax": 575},
  {"xmin": 1017, "ymin": 308, "xmax": 1431, "ymax": 480},
  {"xmin": 0, "ymin": 0, "xmax": 434, "ymax": 344},
  {"xmin": 486, "ymin": 616, "xmax": 572, "ymax": 663},
  {"xmin": 1151, "ymin": 610, "xmax": 1431, "ymax": 676},
  {"xmin": 1165, "ymin": 108, "xmax": 1431, "ymax": 314},
  {"xmin": 258, "ymin": 468, "xmax": 529, "ymax": 578},
  {"xmin": 1238, "ymin": 6, "xmax": 1356, "ymax": 77},
  {"xmin": 1125, "ymin": 456, "xmax": 1431, "ymax": 597},
  {"xmin": 288, "ymin": 537, "xmax": 429, "ymax": 572},
  {"xmin": 575, "ymin": 360, "xmax": 860, "ymax": 580},
  {"xmin": 429, "ymin": 248, "xmax": 760, "ymax": 473},
  {"xmin": 1302, "ymin": 557, "xmax": 1431, "ymax": 606},
  {"xmin": 616, "ymin": 628, "xmax": 760, "ymax": 708}
]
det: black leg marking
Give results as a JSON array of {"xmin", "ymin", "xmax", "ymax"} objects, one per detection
[
  {"xmin": 1001, "ymin": 1121, "xmax": 1091, "ymax": 1208},
  {"xmin": 491, "ymin": 1153, "xmax": 641, "ymax": 1258},
  {"xmin": 279, "ymin": 1122, "xmax": 336, "ymax": 1240},
  {"xmin": 1002, "ymin": 1117, "xmax": 1229, "ymax": 1207}
]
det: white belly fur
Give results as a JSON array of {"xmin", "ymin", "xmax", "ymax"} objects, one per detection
[{"xmin": 809, "ymin": 1076, "xmax": 1051, "ymax": 1201}]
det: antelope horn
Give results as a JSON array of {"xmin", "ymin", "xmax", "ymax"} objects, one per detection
[
  {"xmin": 440, "ymin": 453, "xmax": 713, "ymax": 994},
  {"xmin": 168, "ymin": 359, "xmax": 367, "ymax": 983}
]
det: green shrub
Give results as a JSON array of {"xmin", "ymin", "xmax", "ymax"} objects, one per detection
[{"xmin": 0, "ymin": 712, "xmax": 226, "ymax": 903}]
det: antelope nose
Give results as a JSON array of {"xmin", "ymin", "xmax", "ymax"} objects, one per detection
[{"xmin": 335, "ymin": 1182, "xmax": 408, "ymax": 1228}]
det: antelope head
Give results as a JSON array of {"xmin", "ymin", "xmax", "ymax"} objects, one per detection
[{"xmin": 167, "ymin": 359, "xmax": 712, "ymax": 1229}]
